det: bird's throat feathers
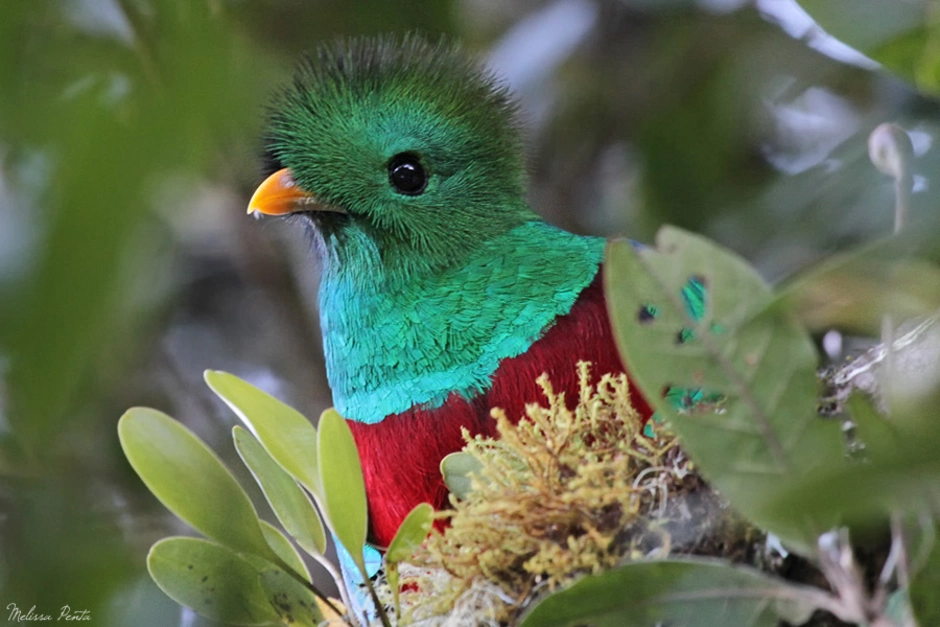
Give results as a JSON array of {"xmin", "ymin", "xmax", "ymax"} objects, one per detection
[
  {"xmin": 317, "ymin": 220, "xmax": 605, "ymax": 423},
  {"xmin": 302, "ymin": 194, "xmax": 535, "ymax": 281}
]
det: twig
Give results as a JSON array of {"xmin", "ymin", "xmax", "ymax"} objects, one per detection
[
  {"xmin": 816, "ymin": 529, "xmax": 870, "ymax": 624},
  {"xmin": 867, "ymin": 123, "xmax": 915, "ymax": 416},
  {"xmin": 312, "ymin": 553, "xmax": 359, "ymax": 627},
  {"xmin": 361, "ymin": 566, "xmax": 394, "ymax": 627}
]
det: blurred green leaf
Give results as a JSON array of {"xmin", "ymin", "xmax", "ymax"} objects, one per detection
[
  {"xmin": 229, "ymin": 0, "xmax": 455, "ymax": 49},
  {"xmin": 0, "ymin": 0, "xmax": 270, "ymax": 455},
  {"xmin": 910, "ymin": 528, "xmax": 940, "ymax": 627},
  {"xmin": 776, "ymin": 238, "xmax": 940, "ymax": 335},
  {"xmin": 386, "ymin": 563, "xmax": 402, "ymax": 618},
  {"xmin": 440, "ymin": 452, "xmax": 483, "ymax": 500},
  {"xmin": 257, "ymin": 566, "xmax": 324, "ymax": 627},
  {"xmin": 767, "ymin": 419, "xmax": 940, "ymax": 524},
  {"xmin": 386, "ymin": 502, "xmax": 434, "ymax": 564},
  {"xmin": 0, "ymin": 2, "xmax": 279, "ymax": 616},
  {"xmin": 206, "ymin": 370, "xmax": 321, "ymax": 497},
  {"xmin": 118, "ymin": 407, "xmax": 274, "ymax": 560},
  {"xmin": 604, "ymin": 229, "xmax": 845, "ymax": 553},
  {"xmin": 260, "ymin": 520, "xmax": 310, "ymax": 584},
  {"xmin": 385, "ymin": 502, "xmax": 434, "ymax": 614},
  {"xmin": 147, "ymin": 537, "xmax": 280, "ymax": 627},
  {"xmin": 317, "ymin": 408, "xmax": 368, "ymax": 571},
  {"xmin": 797, "ymin": 0, "xmax": 940, "ymax": 95},
  {"xmin": 234, "ymin": 426, "xmax": 328, "ymax": 557},
  {"xmin": 519, "ymin": 559, "xmax": 822, "ymax": 627},
  {"xmin": 846, "ymin": 392, "xmax": 899, "ymax": 461}
]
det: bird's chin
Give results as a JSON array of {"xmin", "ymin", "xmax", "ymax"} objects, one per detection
[
  {"xmin": 292, "ymin": 210, "xmax": 351, "ymax": 247},
  {"xmin": 295, "ymin": 210, "xmax": 349, "ymax": 229}
]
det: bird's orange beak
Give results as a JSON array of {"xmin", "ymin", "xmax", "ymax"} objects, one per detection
[{"xmin": 247, "ymin": 168, "xmax": 346, "ymax": 216}]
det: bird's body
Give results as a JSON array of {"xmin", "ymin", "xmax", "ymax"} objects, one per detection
[
  {"xmin": 347, "ymin": 269, "xmax": 650, "ymax": 546},
  {"xmin": 250, "ymin": 36, "xmax": 651, "ymax": 549}
]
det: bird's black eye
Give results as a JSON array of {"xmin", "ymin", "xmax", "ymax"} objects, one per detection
[{"xmin": 388, "ymin": 153, "xmax": 428, "ymax": 195}]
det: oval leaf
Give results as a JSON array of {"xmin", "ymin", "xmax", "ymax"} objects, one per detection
[
  {"xmin": 440, "ymin": 452, "xmax": 483, "ymax": 500},
  {"xmin": 520, "ymin": 559, "xmax": 822, "ymax": 627},
  {"xmin": 386, "ymin": 502, "xmax": 434, "ymax": 564},
  {"xmin": 257, "ymin": 565, "xmax": 324, "ymax": 627},
  {"xmin": 147, "ymin": 537, "xmax": 280, "ymax": 627},
  {"xmin": 317, "ymin": 409, "xmax": 368, "ymax": 571},
  {"xmin": 604, "ymin": 229, "xmax": 845, "ymax": 553},
  {"xmin": 205, "ymin": 370, "xmax": 321, "ymax": 497},
  {"xmin": 118, "ymin": 408, "xmax": 272, "ymax": 558},
  {"xmin": 234, "ymin": 426, "xmax": 327, "ymax": 556},
  {"xmin": 260, "ymin": 520, "xmax": 311, "ymax": 583}
]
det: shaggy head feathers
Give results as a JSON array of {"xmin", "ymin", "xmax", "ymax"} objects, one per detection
[{"xmin": 265, "ymin": 35, "xmax": 534, "ymax": 277}]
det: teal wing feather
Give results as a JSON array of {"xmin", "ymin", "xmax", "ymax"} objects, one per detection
[
  {"xmin": 335, "ymin": 535, "xmax": 384, "ymax": 621},
  {"xmin": 681, "ymin": 275, "xmax": 707, "ymax": 322}
]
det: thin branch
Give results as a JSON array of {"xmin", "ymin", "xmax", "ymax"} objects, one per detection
[
  {"xmin": 312, "ymin": 553, "xmax": 360, "ymax": 627},
  {"xmin": 361, "ymin": 565, "xmax": 394, "ymax": 627},
  {"xmin": 270, "ymin": 553, "xmax": 345, "ymax": 618}
]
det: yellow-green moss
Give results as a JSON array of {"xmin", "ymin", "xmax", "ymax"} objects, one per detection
[{"xmin": 398, "ymin": 362, "xmax": 698, "ymax": 623}]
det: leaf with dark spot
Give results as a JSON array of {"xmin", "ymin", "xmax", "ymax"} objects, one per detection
[{"xmin": 605, "ymin": 229, "xmax": 845, "ymax": 554}]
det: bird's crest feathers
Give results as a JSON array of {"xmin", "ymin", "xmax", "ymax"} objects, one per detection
[{"xmin": 263, "ymin": 35, "xmax": 533, "ymax": 278}]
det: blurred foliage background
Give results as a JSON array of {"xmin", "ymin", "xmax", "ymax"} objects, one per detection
[{"xmin": 0, "ymin": 0, "xmax": 937, "ymax": 625}]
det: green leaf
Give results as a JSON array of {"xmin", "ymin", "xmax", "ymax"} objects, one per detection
[
  {"xmin": 767, "ymin": 419, "xmax": 940, "ymax": 524},
  {"xmin": 386, "ymin": 562, "xmax": 402, "ymax": 619},
  {"xmin": 316, "ymin": 408, "xmax": 368, "ymax": 571},
  {"xmin": 604, "ymin": 229, "xmax": 845, "ymax": 553},
  {"xmin": 519, "ymin": 559, "xmax": 822, "ymax": 627},
  {"xmin": 385, "ymin": 502, "xmax": 434, "ymax": 616},
  {"xmin": 205, "ymin": 370, "xmax": 321, "ymax": 497},
  {"xmin": 147, "ymin": 537, "xmax": 280, "ymax": 627},
  {"xmin": 260, "ymin": 520, "xmax": 311, "ymax": 583},
  {"xmin": 440, "ymin": 452, "xmax": 483, "ymax": 500},
  {"xmin": 797, "ymin": 0, "xmax": 940, "ymax": 96},
  {"xmin": 386, "ymin": 503, "xmax": 434, "ymax": 564},
  {"xmin": 775, "ymin": 237, "xmax": 940, "ymax": 336},
  {"xmin": 257, "ymin": 566, "xmax": 324, "ymax": 627},
  {"xmin": 234, "ymin": 426, "xmax": 328, "ymax": 557},
  {"xmin": 118, "ymin": 408, "xmax": 273, "ymax": 559},
  {"xmin": 846, "ymin": 392, "xmax": 899, "ymax": 461},
  {"xmin": 910, "ymin": 526, "xmax": 940, "ymax": 627}
]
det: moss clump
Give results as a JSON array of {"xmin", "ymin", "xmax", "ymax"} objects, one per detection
[{"xmin": 400, "ymin": 362, "xmax": 708, "ymax": 623}]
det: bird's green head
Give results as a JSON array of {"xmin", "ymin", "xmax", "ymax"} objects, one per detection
[{"xmin": 250, "ymin": 35, "xmax": 536, "ymax": 278}]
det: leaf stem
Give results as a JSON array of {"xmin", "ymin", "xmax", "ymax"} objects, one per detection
[
  {"xmin": 867, "ymin": 123, "xmax": 914, "ymax": 415},
  {"xmin": 271, "ymin": 554, "xmax": 345, "ymax": 618},
  {"xmin": 361, "ymin": 564, "xmax": 394, "ymax": 627},
  {"xmin": 313, "ymin": 553, "xmax": 360, "ymax": 626}
]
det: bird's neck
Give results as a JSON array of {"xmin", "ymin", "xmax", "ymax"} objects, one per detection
[{"xmin": 317, "ymin": 220, "xmax": 605, "ymax": 423}]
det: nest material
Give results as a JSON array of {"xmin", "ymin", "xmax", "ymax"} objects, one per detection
[{"xmin": 396, "ymin": 363, "xmax": 751, "ymax": 625}]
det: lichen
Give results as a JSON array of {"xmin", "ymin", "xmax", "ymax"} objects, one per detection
[{"xmin": 396, "ymin": 362, "xmax": 709, "ymax": 624}]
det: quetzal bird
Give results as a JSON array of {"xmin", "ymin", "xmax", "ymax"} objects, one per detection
[{"xmin": 248, "ymin": 36, "xmax": 652, "ymax": 550}]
